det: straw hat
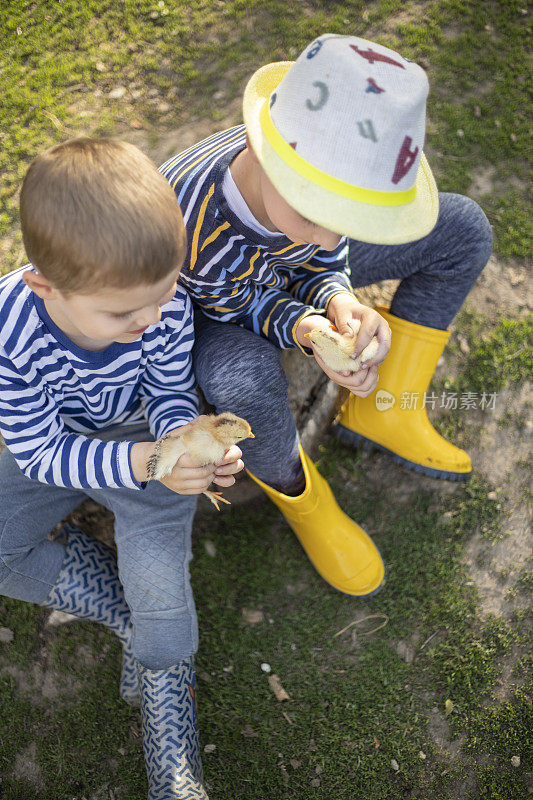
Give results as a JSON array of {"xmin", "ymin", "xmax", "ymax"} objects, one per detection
[{"xmin": 243, "ymin": 34, "xmax": 439, "ymax": 244}]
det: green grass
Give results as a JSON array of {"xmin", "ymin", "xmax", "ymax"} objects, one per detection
[
  {"xmin": 0, "ymin": 0, "xmax": 531, "ymax": 266},
  {"xmin": 0, "ymin": 0, "xmax": 531, "ymax": 797},
  {"xmin": 462, "ymin": 317, "xmax": 532, "ymax": 395},
  {"xmin": 430, "ymin": 310, "xmax": 531, "ymax": 452},
  {"xmin": 441, "ymin": 310, "xmax": 533, "ymax": 396}
]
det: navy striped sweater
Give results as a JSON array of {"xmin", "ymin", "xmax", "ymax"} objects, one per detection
[
  {"xmin": 0, "ymin": 267, "xmax": 197, "ymax": 490},
  {"xmin": 160, "ymin": 126, "xmax": 352, "ymax": 351}
]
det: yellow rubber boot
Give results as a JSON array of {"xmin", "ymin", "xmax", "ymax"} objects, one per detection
[
  {"xmin": 247, "ymin": 446, "xmax": 385, "ymax": 597},
  {"xmin": 335, "ymin": 307, "xmax": 471, "ymax": 480}
]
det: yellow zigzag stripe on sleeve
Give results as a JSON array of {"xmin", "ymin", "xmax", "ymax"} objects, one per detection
[
  {"xmin": 201, "ymin": 221, "xmax": 231, "ymax": 252},
  {"xmin": 189, "ymin": 183, "xmax": 215, "ymax": 271},
  {"xmin": 232, "ymin": 247, "xmax": 261, "ymax": 281},
  {"xmin": 299, "ymin": 262, "xmax": 328, "ymax": 273},
  {"xmin": 201, "ymin": 293, "xmax": 255, "ymax": 313},
  {"xmin": 271, "ymin": 243, "xmax": 300, "ymax": 256},
  {"xmin": 262, "ymin": 298, "xmax": 289, "ymax": 337}
]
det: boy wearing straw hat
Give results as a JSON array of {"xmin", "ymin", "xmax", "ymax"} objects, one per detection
[{"xmin": 161, "ymin": 34, "xmax": 492, "ymax": 599}]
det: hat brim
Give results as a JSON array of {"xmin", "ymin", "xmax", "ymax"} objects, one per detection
[{"xmin": 243, "ymin": 62, "xmax": 439, "ymax": 245}]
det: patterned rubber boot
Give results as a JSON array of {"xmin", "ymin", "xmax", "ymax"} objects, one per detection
[
  {"xmin": 42, "ymin": 524, "xmax": 139, "ymax": 706},
  {"xmin": 138, "ymin": 657, "xmax": 208, "ymax": 799}
]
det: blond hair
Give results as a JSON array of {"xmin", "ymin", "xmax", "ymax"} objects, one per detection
[{"xmin": 20, "ymin": 137, "xmax": 187, "ymax": 293}]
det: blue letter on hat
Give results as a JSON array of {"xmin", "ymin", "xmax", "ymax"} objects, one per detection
[
  {"xmin": 307, "ymin": 40, "xmax": 323, "ymax": 59},
  {"xmin": 306, "ymin": 81, "xmax": 329, "ymax": 111}
]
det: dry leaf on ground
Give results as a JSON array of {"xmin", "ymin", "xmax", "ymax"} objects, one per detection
[{"xmin": 268, "ymin": 674, "xmax": 291, "ymax": 702}]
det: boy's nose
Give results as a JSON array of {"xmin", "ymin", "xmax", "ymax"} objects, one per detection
[{"xmin": 136, "ymin": 305, "xmax": 162, "ymax": 327}]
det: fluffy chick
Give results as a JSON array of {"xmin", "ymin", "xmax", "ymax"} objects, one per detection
[
  {"xmin": 146, "ymin": 412, "xmax": 254, "ymax": 509},
  {"xmin": 305, "ymin": 319, "xmax": 380, "ymax": 373}
]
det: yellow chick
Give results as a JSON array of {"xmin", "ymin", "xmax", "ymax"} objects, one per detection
[
  {"xmin": 146, "ymin": 412, "xmax": 254, "ymax": 509},
  {"xmin": 305, "ymin": 319, "xmax": 380, "ymax": 373}
]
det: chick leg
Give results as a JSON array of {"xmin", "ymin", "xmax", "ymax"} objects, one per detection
[{"xmin": 203, "ymin": 490, "xmax": 231, "ymax": 511}]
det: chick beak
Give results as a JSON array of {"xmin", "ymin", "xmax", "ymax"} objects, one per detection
[
  {"xmin": 304, "ymin": 332, "xmax": 311, "ymax": 339},
  {"xmin": 248, "ymin": 432, "xmax": 255, "ymax": 438}
]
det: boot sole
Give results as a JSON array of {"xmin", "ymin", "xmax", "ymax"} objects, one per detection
[
  {"xmin": 334, "ymin": 567, "xmax": 387, "ymax": 599},
  {"xmin": 334, "ymin": 424, "xmax": 471, "ymax": 482}
]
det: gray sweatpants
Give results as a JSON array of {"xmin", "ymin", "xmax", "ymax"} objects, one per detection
[{"xmin": 0, "ymin": 423, "xmax": 198, "ymax": 670}]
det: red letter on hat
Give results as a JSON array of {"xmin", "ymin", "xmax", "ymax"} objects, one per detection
[{"xmin": 392, "ymin": 136, "xmax": 419, "ymax": 184}]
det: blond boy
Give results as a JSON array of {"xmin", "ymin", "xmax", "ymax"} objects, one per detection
[{"xmin": 0, "ymin": 138, "xmax": 238, "ymax": 798}]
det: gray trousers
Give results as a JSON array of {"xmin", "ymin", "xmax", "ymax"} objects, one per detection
[
  {"xmin": 0, "ymin": 423, "xmax": 198, "ymax": 670},
  {"xmin": 193, "ymin": 193, "xmax": 493, "ymax": 493}
]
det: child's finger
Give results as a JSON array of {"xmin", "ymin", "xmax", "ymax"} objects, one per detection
[
  {"xmin": 353, "ymin": 320, "xmax": 377, "ymax": 356},
  {"xmin": 372, "ymin": 321, "xmax": 392, "ymax": 363},
  {"xmin": 360, "ymin": 337, "xmax": 390, "ymax": 368},
  {"xmin": 174, "ymin": 458, "xmax": 215, "ymax": 477},
  {"xmin": 334, "ymin": 308, "xmax": 355, "ymax": 336},
  {"xmin": 176, "ymin": 474, "xmax": 215, "ymax": 489},
  {"xmin": 215, "ymin": 459, "xmax": 245, "ymax": 476},
  {"xmin": 337, "ymin": 366, "xmax": 375, "ymax": 394},
  {"xmin": 213, "ymin": 474, "xmax": 236, "ymax": 488},
  {"xmin": 215, "ymin": 444, "xmax": 243, "ymax": 465},
  {"xmin": 314, "ymin": 350, "xmax": 370, "ymax": 387},
  {"xmin": 351, "ymin": 365, "xmax": 378, "ymax": 396},
  {"xmin": 165, "ymin": 477, "xmax": 214, "ymax": 495},
  {"xmin": 343, "ymin": 367, "xmax": 370, "ymax": 388}
]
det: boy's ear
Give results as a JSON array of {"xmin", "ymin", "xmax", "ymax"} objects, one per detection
[{"xmin": 22, "ymin": 269, "xmax": 60, "ymax": 300}]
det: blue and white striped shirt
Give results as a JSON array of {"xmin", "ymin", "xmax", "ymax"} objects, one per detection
[
  {"xmin": 0, "ymin": 267, "xmax": 198, "ymax": 490},
  {"xmin": 160, "ymin": 126, "xmax": 352, "ymax": 351}
]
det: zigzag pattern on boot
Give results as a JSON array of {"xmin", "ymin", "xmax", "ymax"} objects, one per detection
[
  {"xmin": 43, "ymin": 524, "xmax": 139, "ymax": 705},
  {"xmin": 138, "ymin": 657, "xmax": 208, "ymax": 799},
  {"xmin": 121, "ymin": 647, "xmax": 140, "ymax": 706}
]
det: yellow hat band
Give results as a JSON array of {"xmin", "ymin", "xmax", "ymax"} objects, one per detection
[{"xmin": 259, "ymin": 99, "xmax": 417, "ymax": 208}]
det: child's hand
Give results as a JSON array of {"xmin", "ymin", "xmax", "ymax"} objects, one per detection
[
  {"xmin": 295, "ymin": 313, "xmax": 333, "ymax": 349},
  {"xmin": 213, "ymin": 444, "xmax": 244, "ymax": 487},
  {"xmin": 130, "ymin": 433, "xmax": 244, "ymax": 495},
  {"xmin": 327, "ymin": 293, "xmax": 391, "ymax": 368},
  {"xmin": 295, "ymin": 310, "xmax": 380, "ymax": 397},
  {"xmin": 314, "ymin": 353, "xmax": 379, "ymax": 397},
  {"xmin": 159, "ymin": 444, "xmax": 244, "ymax": 496}
]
